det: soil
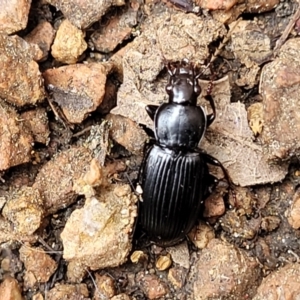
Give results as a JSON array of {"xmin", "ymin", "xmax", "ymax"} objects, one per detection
[{"xmin": 1, "ymin": 0, "xmax": 300, "ymax": 299}]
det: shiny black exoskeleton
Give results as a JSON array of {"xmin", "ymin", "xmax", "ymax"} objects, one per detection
[{"xmin": 139, "ymin": 59, "xmax": 229, "ymax": 246}]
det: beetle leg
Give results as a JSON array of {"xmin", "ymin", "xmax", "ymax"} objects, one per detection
[
  {"xmin": 202, "ymin": 152, "xmax": 237, "ymax": 205},
  {"xmin": 146, "ymin": 105, "xmax": 159, "ymax": 121},
  {"xmin": 202, "ymin": 152, "xmax": 232, "ymax": 185},
  {"xmin": 205, "ymin": 94, "xmax": 216, "ymax": 127}
]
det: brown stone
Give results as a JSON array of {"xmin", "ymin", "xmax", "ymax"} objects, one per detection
[
  {"xmin": 51, "ymin": 19, "xmax": 87, "ymax": 64},
  {"xmin": 137, "ymin": 273, "xmax": 168, "ymax": 300},
  {"xmin": 203, "ymin": 194, "xmax": 225, "ymax": 218},
  {"xmin": 93, "ymin": 274, "xmax": 116, "ymax": 299},
  {"xmin": 19, "ymin": 245, "xmax": 57, "ymax": 288},
  {"xmin": 197, "ymin": 0, "xmax": 238, "ymax": 10},
  {"xmin": 0, "ymin": 35, "xmax": 45, "ymax": 106},
  {"xmin": 46, "ymin": 0, "xmax": 125, "ymax": 29},
  {"xmin": 105, "ymin": 114, "xmax": 148, "ymax": 155},
  {"xmin": 193, "ymin": 239, "xmax": 261, "ymax": 299},
  {"xmin": 43, "ymin": 63, "xmax": 112, "ymax": 123},
  {"xmin": 25, "ymin": 21, "xmax": 56, "ymax": 62},
  {"xmin": 187, "ymin": 221, "xmax": 215, "ymax": 249},
  {"xmin": 0, "ymin": 101, "xmax": 33, "ymax": 171},
  {"xmin": 254, "ymin": 264, "xmax": 300, "ymax": 300},
  {"xmin": 0, "ymin": 217, "xmax": 37, "ymax": 244},
  {"xmin": 168, "ymin": 267, "xmax": 186, "ymax": 289},
  {"xmin": 47, "ymin": 284, "xmax": 89, "ymax": 300},
  {"xmin": 90, "ymin": 8, "xmax": 135, "ymax": 53},
  {"xmin": 0, "ymin": 277, "xmax": 23, "ymax": 300},
  {"xmin": 2, "ymin": 187, "xmax": 44, "ymax": 235},
  {"xmin": 260, "ymin": 38, "xmax": 300, "ymax": 160},
  {"xmin": 33, "ymin": 147, "xmax": 92, "ymax": 214},
  {"xmin": 61, "ymin": 184, "xmax": 137, "ymax": 270},
  {"xmin": 20, "ymin": 108, "xmax": 50, "ymax": 144},
  {"xmin": 66, "ymin": 261, "xmax": 87, "ymax": 283},
  {"xmin": 0, "ymin": 0, "xmax": 31, "ymax": 34}
]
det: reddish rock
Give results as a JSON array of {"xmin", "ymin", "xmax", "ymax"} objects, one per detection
[
  {"xmin": 46, "ymin": 0, "xmax": 125, "ymax": 29},
  {"xmin": 19, "ymin": 245, "xmax": 57, "ymax": 288},
  {"xmin": 193, "ymin": 239, "xmax": 261, "ymax": 299},
  {"xmin": 0, "ymin": 35, "xmax": 45, "ymax": 106},
  {"xmin": 260, "ymin": 38, "xmax": 300, "ymax": 160},
  {"xmin": 24, "ymin": 21, "xmax": 56, "ymax": 62},
  {"xmin": 203, "ymin": 194, "xmax": 225, "ymax": 218},
  {"xmin": 0, "ymin": 277, "xmax": 23, "ymax": 300},
  {"xmin": 2, "ymin": 187, "xmax": 44, "ymax": 235},
  {"xmin": 137, "ymin": 273, "xmax": 168, "ymax": 299},
  {"xmin": 51, "ymin": 19, "xmax": 87, "ymax": 64},
  {"xmin": 254, "ymin": 264, "xmax": 300, "ymax": 300},
  {"xmin": 43, "ymin": 63, "xmax": 112, "ymax": 123},
  {"xmin": 0, "ymin": 0, "xmax": 31, "ymax": 34},
  {"xmin": 33, "ymin": 147, "xmax": 92, "ymax": 214},
  {"xmin": 105, "ymin": 114, "xmax": 148, "ymax": 155},
  {"xmin": 0, "ymin": 102, "xmax": 33, "ymax": 171},
  {"xmin": 90, "ymin": 8, "xmax": 136, "ymax": 53},
  {"xmin": 20, "ymin": 107, "xmax": 50, "ymax": 144}
]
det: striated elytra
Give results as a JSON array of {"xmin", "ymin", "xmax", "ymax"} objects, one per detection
[{"xmin": 138, "ymin": 59, "xmax": 230, "ymax": 246}]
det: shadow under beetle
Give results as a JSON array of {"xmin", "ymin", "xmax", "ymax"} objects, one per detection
[{"xmin": 138, "ymin": 59, "xmax": 231, "ymax": 246}]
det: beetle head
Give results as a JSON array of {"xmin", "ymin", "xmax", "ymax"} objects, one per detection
[{"xmin": 166, "ymin": 59, "xmax": 202, "ymax": 105}]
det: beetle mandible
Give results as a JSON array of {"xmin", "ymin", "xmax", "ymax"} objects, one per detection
[{"xmin": 138, "ymin": 59, "xmax": 230, "ymax": 246}]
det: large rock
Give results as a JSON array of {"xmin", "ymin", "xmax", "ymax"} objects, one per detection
[
  {"xmin": 61, "ymin": 184, "xmax": 137, "ymax": 270},
  {"xmin": 193, "ymin": 239, "xmax": 261, "ymax": 299},
  {"xmin": 260, "ymin": 38, "xmax": 300, "ymax": 160}
]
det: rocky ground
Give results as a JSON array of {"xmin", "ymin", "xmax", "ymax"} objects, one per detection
[{"xmin": 1, "ymin": 0, "xmax": 300, "ymax": 299}]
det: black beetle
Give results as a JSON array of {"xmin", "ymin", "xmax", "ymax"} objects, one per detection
[{"xmin": 138, "ymin": 59, "xmax": 230, "ymax": 246}]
